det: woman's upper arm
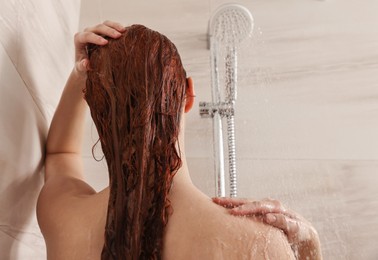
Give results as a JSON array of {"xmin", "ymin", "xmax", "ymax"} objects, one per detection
[
  {"xmin": 40, "ymin": 153, "xmax": 96, "ymax": 199},
  {"xmin": 37, "ymin": 153, "xmax": 96, "ymax": 233},
  {"xmin": 39, "ymin": 152, "xmax": 96, "ymax": 204},
  {"xmin": 44, "ymin": 153, "xmax": 84, "ymax": 182}
]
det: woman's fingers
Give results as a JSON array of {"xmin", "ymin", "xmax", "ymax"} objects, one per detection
[
  {"xmin": 75, "ymin": 31, "xmax": 108, "ymax": 47},
  {"xmin": 214, "ymin": 197, "xmax": 322, "ymax": 259},
  {"xmin": 84, "ymin": 23, "xmax": 124, "ymax": 39},
  {"xmin": 213, "ymin": 197, "xmax": 287, "ymax": 215},
  {"xmin": 73, "ymin": 21, "xmax": 124, "ymax": 74},
  {"xmin": 212, "ymin": 197, "xmax": 253, "ymax": 209},
  {"xmin": 75, "ymin": 21, "xmax": 125, "ymax": 51},
  {"xmin": 264, "ymin": 213, "xmax": 301, "ymax": 242},
  {"xmin": 265, "ymin": 213, "xmax": 322, "ymax": 259},
  {"xmin": 103, "ymin": 20, "xmax": 126, "ymax": 32},
  {"xmin": 229, "ymin": 199, "xmax": 286, "ymax": 216},
  {"xmin": 73, "ymin": 31, "xmax": 107, "ymax": 73}
]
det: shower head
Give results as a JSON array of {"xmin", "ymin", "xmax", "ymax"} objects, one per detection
[
  {"xmin": 208, "ymin": 4, "xmax": 254, "ymax": 48},
  {"xmin": 204, "ymin": 4, "xmax": 254, "ymax": 198}
]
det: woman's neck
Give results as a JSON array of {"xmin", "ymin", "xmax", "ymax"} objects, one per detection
[{"xmin": 169, "ymin": 157, "xmax": 212, "ymax": 207}]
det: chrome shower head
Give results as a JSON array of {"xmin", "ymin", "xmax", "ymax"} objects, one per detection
[
  {"xmin": 204, "ymin": 4, "xmax": 254, "ymax": 198},
  {"xmin": 208, "ymin": 4, "xmax": 254, "ymax": 48}
]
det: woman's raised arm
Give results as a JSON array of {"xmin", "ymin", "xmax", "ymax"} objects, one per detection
[{"xmin": 44, "ymin": 21, "xmax": 125, "ymax": 181}]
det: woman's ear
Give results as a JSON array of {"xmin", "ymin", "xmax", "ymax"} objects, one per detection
[{"xmin": 185, "ymin": 77, "xmax": 195, "ymax": 113}]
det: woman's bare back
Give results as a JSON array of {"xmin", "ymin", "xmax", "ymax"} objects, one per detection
[{"xmin": 38, "ymin": 177, "xmax": 294, "ymax": 260}]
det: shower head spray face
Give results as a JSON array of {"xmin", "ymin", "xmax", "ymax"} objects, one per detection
[{"xmin": 209, "ymin": 4, "xmax": 254, "ymax": 47}]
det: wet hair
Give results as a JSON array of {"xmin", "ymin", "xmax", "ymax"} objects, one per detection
[{"xmin": 85, "ymin": 24, "xmax": 187, "ymax": 259}]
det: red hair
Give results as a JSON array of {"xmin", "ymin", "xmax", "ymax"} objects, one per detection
[{"xmin": 85, "ymin": 24, "xmax": 187, "ymax": 259}]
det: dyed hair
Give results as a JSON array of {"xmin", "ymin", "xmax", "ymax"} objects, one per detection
[{"xmin": 85, "ymin": 24, "xmax": 187, "ymax": 259}]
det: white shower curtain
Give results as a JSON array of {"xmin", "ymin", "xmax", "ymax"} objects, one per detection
[{"xmin": 0, "ymin": 1, "xmax": 81, "ymax": 259}]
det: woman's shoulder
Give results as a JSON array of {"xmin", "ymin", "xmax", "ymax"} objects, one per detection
[
  {"xmin": 37, "ymin": 186, "xmax": 108, "ymax": 259},
  {"xmin": 208, "ymin": 207, "xmax": 295, "ymax": 259},
  {"xmin": 38, "ymin": 178, "xmax": 106, "ymax": 233},
  {"xmin": 228, "ymin": 215, "xmax": 295, "ymax": 259},
  {"xmin": 164, "ymin": 194, "xmax": 295, "ymax": 260}
]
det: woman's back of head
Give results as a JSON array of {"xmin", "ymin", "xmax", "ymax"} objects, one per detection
[{"xmin": 85, "ymin": 24, "xmax": 187, "ymax": 259}]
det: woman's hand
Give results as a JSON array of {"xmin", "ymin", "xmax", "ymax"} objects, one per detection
[
  {"xmin": 45, "ymin": 21, "xmax": 126, "ymax": 158},
  {"xmin": 73, "ymin": 20, "xmax": 125, "ymax": 75},
  {"xmin": 213, "ymin": 197, "xmax": 322, "ymax": 260}
]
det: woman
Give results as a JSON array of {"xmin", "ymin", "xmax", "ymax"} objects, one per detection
[{"xmin": 37, "ymin": 21, "xmax": 321, "ymax": 259}]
